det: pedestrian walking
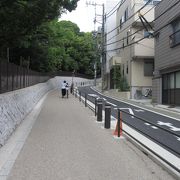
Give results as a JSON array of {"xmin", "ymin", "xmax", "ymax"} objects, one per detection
[
  {"xmin": 66, "ymin": 82, "xmax": 69, "ymax": 98},
  {"xmin": 61, "ymin": 80, "xmax": 66, "ymax": 98}
]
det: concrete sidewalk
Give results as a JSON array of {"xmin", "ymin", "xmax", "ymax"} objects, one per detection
[{"xmin": 6, "ymin": 91, "xmax": 175, "ymax": 180}]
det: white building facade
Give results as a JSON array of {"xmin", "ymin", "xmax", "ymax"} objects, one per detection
[{"xmin": 110, "ymin": 0, "xmax": 159, "ymax": 99}]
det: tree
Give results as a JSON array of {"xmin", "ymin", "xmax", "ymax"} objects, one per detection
[{"xmin": 0, "ymin": 0, "xmax": 79, "ymax": 51}]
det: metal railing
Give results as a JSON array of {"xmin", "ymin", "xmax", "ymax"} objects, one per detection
[{"xmin": 74, "ymin": 89, "xmax": 180, "ymax": 173}]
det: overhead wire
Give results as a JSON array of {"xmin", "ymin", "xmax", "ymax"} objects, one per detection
[
  {"xmin": 105, "ymin": 0, "xmax": 180, "ymax": 52},
  {"xmin": 105, "ymin": 0, "xmax": 153, "ymax": 37},
  {"xmin": 105, "ymin": 3, "xmax": 158, "ymax": 46},
  {"xmin": 106, "ymin": 0, "xmax": 122, "ymax": 16},
  {"xmin": 106, "ymin": 0, "xmax": 127, "ymax": 19}
]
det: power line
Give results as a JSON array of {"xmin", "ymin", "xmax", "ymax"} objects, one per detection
[
  {"xmin": 106, "ymin": 0, "xmax": 122, "ymax": 16},
  {"xmin": 106, "ymin": 37, "xmax": 147, "ymax": 52},
  {"xmin": 106, "ymin": 0, "xmax": 127, "ymax": 19},
  {"xmin": 106, "ymin": 0, "xmax": 175, "ymax": 46},
  {"xmin": 105, "ymin": 4, "xmax": 157, "ymax": 46},
  {"xmin": 106, "ymin": 2, "xmax": 180, "ymax": 54},
  {"xmin": 105, "ymin": 0, "xmax": 153, "ymax": 37}
]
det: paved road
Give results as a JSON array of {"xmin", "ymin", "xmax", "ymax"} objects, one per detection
[
  {"xmin": 78, "ymin": 86, "xmax": 180, "ymax": 171},
  {"xmin": 7, "ymin": 91, "xmax": 175, "ymax": 180}
]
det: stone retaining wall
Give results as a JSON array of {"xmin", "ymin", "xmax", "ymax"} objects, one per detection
[
  {"xmin": 0, "ymin": 76, "xmax": 95, "ymax": 147},
  {"xmin": 0, "ymin": 78, "xmax": 57, "ymax": 146}
]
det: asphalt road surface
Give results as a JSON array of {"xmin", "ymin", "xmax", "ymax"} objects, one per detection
[{"xmin": 78, "ymin": 86, "xmax": 180, "ymax": 171}]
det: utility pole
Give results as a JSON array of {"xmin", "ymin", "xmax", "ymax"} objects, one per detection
[
  {"xmin": 101, "ymin": 3, "xmax": 105, "ymax": 91},
  {"xmin": 86, "ymin": 1, "xmax": 105, "ymax": 90}
]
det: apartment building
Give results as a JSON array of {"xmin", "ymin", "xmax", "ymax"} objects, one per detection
[
  {"xmin": 103, "ymin": 0, "xmax": 119, "ymax": 89},
  {"xmin": 107, "ymin": 0, "xmax": 159, "ymax": 99},
  {"xmin": 153, "ymin": 0, "xmax": 180, "ymax": 105}
]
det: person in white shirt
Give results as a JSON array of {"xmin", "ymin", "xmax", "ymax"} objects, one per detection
[
  {"xmin": 61, "ymin": 80, "xmax": 66, "ymax": 98},
  {"xmin": 66, "ymin": 82, "xmax": 69, "ymax": 98}
]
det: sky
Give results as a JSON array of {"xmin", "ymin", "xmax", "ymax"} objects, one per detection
[{"xmin": 60, "ymin": 0, "xmax": 105, "ymax": 32}]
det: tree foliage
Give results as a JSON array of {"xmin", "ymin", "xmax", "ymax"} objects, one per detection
[
  {"xmin": 0, "ymin": 0, "xmax": 78, "ymax": 49},
  {"xmin": 0, "ymin": 0, "xmax": 101, "ymax": 76}
]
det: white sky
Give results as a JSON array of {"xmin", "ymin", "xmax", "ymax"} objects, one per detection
[{"xmin": 60, "ymin": 0, "xmax": 105, "ymax": 32}]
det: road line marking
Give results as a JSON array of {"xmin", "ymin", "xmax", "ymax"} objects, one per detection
[
  {"xmin": 157, "ymin": 121, "xmax": 180, "ymax": 132},
  {"xmin": 151, "ymin": 126, "xmax": 158, "ymax": 129},
  {"xmin": 91, "ymin": 87, "xmax": 180, "ymax": 122},
  {"xmin": 106, "ymin": 101, "xmax": 117, "ymax": 107},
  {"xmin": 120, "ymin": 108, "xmax": 134, "ymax": 118},
  {"xmin": 134, "ymin": 109, "xmax": 145, "ymax": 112}
]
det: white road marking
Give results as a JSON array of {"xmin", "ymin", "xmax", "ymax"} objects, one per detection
[
  {"xmin": 151, "ymin": 126, "xmax": 158, "ymax": 130},
  {"xmin": 134, "ymin": 109, "xmax": 145, "ymax": 112},
  {"xmin": 88, "ymin": 94, "xmax": 99, "ymax": 98},
  {"xmin": 120, "ymin": 108, "xmax": 134, "ymax": 118},
  {"xmin": 91, "ymin": 87, "xmax": 180, "ymax": 122},
  {"xmin": 157, "ymin": 121, "xmax": 180, "ymax": 132},
  {"xmin": 106, "ymin": 101, "xmax": 117, "ymax": 107},
  {"xmin": 175, "ymin": 136, "xmax": 180, "ymax": 141},
  {"xmin": 144, "ymin": 123, "xmax": 158, "ymax": 130}
]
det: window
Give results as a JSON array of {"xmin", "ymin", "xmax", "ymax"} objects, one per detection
[
  {"xmin": 122, "ymin": 64, "xmax": 124, "ymax": 76},
  {"xmin": 144, "ymin": 60, "xmax": 154, "ymax": 76},
  {"xmin": 126, "ymin": 63, "xmax": 128, "ymax": 74},
  {"xmin": 120, "ymin": 19, "xmax": 122, "ymax": 29},
  {"xmin": 169, "ymin": 73, "xmax": 174, "ymax": 89},
  {"xmin": 121, "ymin": 16, "xmax": 125, "ymax": 24},
  {"xmin": 170, "ymin": 18, "xmax": 180, "ymax": 47},
  {"xmin": 124, "ymin": 8, "xmax": 128, "ymax": 22},
  {"xmin": 176, "ymin": 71, "xmax": 180, "ymax": 88},
  {"xmin": 127, "ymin": 31, "xmax": 129, "ymax": 45},
  {"xmin": 144, "ymin": 0, "xmax": 161, "ymax": 5}
]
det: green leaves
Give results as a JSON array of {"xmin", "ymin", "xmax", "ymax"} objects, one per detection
[{"xmin": 0, "ymin": 0, "xmax": 100, "ymax": 76}]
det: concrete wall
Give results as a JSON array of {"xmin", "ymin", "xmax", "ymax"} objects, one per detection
[{"xmin": 0, "ymin": 76, "xmax": 94, "ymax": 147}]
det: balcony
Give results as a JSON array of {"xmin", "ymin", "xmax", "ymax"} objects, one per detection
[
  {"xmin": 169, "ymin": 30, "xmax": 180, "ymax": 48},
  {"xmin": 131, "ymin": 38, "xmax": 154, "ymax": 59}
]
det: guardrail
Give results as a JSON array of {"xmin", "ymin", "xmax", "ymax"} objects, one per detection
[{"xmin": 74, "ymin": 88, "xmax": 180, "ymax": 174}]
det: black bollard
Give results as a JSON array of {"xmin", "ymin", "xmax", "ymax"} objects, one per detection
[
  {"xmin": 97, "ymin": 98, "xmax": 103, "ymax": 122},
  {"xmin": 95, "ymin": 98, "xmax": 97, "ymax": 116},
  {"xmin": 85, "ymin": 93, "xmax": 87, "ymax": 107},
  {"xmin": 79, "ymin": 91, "xmax": 81, "ymax": 102},
  {"xmin": 104, "ymin": 103, "xmax": 111, "ymax": 129}
]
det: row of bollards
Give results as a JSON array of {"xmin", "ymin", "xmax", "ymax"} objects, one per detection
[
  {"xmin": 74, "ymin": 88, "xmax": 122, "ymax": 137},
  {"xmin": 96, "ymin": 98, "xmax": 111, "ymax": 129}
]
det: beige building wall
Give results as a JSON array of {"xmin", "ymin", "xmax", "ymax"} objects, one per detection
[{"xmin": 115, "ymin": 0, "xmax": 155, "ymax": 99}]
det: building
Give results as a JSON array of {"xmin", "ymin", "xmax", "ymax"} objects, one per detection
[
  {"xmin": 153, "ymin": 0, "xmax": 180, "ymax": 105},
  {"xmin": 109, "ymin": 0, "xmax": 159, "ymax": 99},
  {"xmin": 103, "ymin": 0, "xmax": 120, "ymax": 90}
]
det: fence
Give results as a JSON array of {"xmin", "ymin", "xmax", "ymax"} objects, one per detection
[
  {"xmin": 0, "ymin": 61, "xmax": 50, "ymax": 94},
  {"xmin": 75, "ymin": 89, "xmax": 180, "ymax": 174},
  {"xmin": 0, "ymin": 61, "xmax": 99, "ymax": 94}
]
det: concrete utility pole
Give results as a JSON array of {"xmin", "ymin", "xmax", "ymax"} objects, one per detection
[
  {"xmin": 101, "ymin": 3, "xmax": 105, "ymax": 91},
  {"xmin": 86, "ymin": 1, "xmax": 105, "ymax": 89}
]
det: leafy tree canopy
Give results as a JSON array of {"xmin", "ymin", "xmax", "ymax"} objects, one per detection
[
  {"xmin": 0, "ymin": 0, "xmax": 78, "ymax": 48},
  {"xmin": 0, "ymin": 1, "xmax": 101, "ymax": 77}
]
